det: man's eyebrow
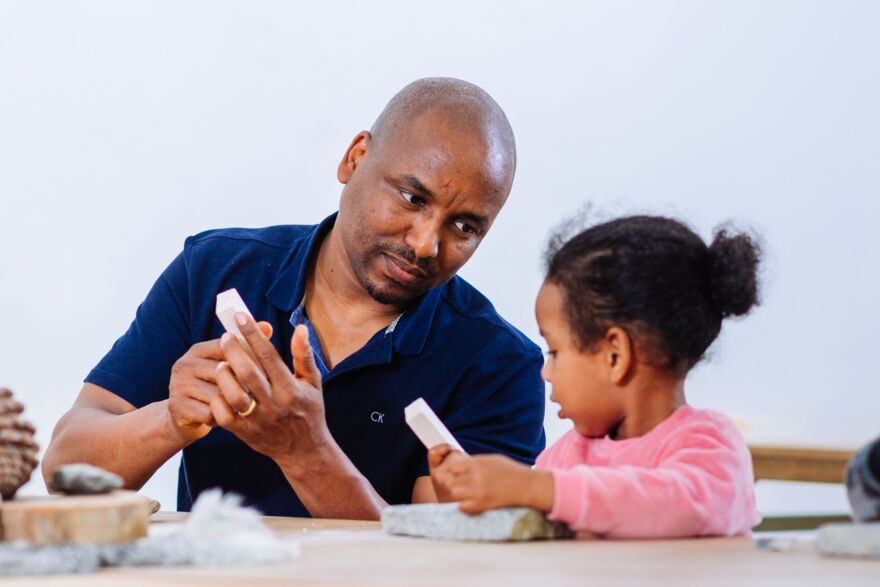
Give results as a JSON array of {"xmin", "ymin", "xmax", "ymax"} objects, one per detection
[
  {"xmin": 399, "ymin": 174, "xmax": 432, "ymax": 196},
  {"xmin": 456, "ymin": 210, "xmax": 490, "ymax": 228}
]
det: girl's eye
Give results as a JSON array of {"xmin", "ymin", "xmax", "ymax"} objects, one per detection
[
  {"xmin": 453, "ymin": 220, "xmax": 480, "ymax": 235},
  {"xmin": 401, "ymin": 191, "xmax": 426, "ymax": 208},
  {"xmin": 544, "ymin": 350, "xmax": 557, "ymax": 358}
]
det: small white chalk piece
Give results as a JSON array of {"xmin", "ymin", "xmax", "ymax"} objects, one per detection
[
  {"xmin": 404, "ymin": 398, "xmax": 466, "ymax": 454},
  {"xmin": 215, "ymin": 288, "xmax": 256, "ymax": 359}
]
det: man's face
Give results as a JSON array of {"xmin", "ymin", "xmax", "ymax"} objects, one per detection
[{"xmin": 335, "ymin": 109, "xmax": 512, "ymax": 305}]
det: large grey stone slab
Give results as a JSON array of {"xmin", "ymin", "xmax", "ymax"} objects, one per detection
[
  {"xmin": 382, "ymin": 503, "xmax": 574, "ymax": 542},
  {"xmin": 816, "ymin": 522, "xmax": 880, "ymax": 559}
]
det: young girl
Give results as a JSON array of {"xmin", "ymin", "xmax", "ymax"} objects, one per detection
[{"xmin": 429, "ymin": 215, "xmax": 763, "ymax": 538}]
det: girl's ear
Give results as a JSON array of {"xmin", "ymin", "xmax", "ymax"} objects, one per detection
[
  {"xmin": 337, "ymin": 131, "xmax": 371, "ymax": 184},
  {"xmin": 604, "ymin": 326, "xmax": 633, "ymax": 384}
]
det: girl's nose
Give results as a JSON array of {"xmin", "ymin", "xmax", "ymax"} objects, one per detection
[{"xmin": 540, "ymin": 361, "xmax": 551, "ymax": 382}]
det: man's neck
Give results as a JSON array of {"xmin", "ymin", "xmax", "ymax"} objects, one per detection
[
  {"xmin": 302, "ymin": 227, "xmax": 405, "ymax": 369},
  {"xmin": 306, "ymin": 226, "xmax": 404, "ymax": 321}
]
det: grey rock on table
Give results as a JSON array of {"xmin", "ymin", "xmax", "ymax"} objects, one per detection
[
  {"xmin": 816, "ymin": 522, "xmax": 880, "ymax": 559},
  {"xmin": 50, "ymin": 463, "xmax": 123, "ymax": 495},
  {"xmin": 382, "ymin": 503, "xmax": 574, "ymax": 542}
]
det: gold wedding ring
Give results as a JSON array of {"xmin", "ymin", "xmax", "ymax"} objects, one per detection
[{"xmin": 237, "ymin": 395, "xmax": 257, "ymax": 417}]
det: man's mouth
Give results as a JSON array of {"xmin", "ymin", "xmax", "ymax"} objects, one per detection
[{"xmin": 382, "ymin": 253, "xmax": 428, "ymax": 285}]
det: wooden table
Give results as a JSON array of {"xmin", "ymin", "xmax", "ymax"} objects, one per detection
[{"xmin": 4, "ymin": 513, "xmax": 877, "ymax": 586}]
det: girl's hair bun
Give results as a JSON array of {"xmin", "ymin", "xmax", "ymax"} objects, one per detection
[{"xmin": 708, "ymin": 228, "xmax": 762, "ymax": 318}]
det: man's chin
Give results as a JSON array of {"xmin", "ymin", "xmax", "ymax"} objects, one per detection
[{"xmin": 364, "ymin": 279, "xmax": 429, "ymax": 306}]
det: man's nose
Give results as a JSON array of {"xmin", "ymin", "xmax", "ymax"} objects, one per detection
[{"xmin": 406, "ymin": 216, "xmax": 441, "ymax": 260}]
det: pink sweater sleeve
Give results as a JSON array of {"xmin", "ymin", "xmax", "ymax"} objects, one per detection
[{"xmin": 546, "ymin": 418, "xmax": 759, "ymax": 538}]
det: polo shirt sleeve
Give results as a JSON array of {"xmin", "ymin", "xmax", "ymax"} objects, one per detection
[
  {"xmin": 419, "ymin": 336, "xmax": 546, "ymax": 476},
  {"xmin": 85, "ymin": 245, "xmax": 192, "ymax": 409}
]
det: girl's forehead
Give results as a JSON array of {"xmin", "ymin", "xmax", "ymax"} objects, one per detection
[
  {"xmin": 536, "ymin": 281, "xmax": 563, "ymax": 312},
  {"xmin": 535, "ymin": 283, "xmax": 566, "ymax": 333}
]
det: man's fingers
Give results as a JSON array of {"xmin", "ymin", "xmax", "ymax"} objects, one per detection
[
  {"xmin": 235, "ymin": 312, "xmax": 291, "ymax": 386},
  {"xmin": 208, "ymin": 392, "xmax": 238, "ymax": 429},
  {"xmin": 258, "ymin": 321, "xmax": 273, "ymax": 338},
  {"xmin": 173, "ymin": 397, "xmax": 216, "ymax": 427},
  {"xmin": 188, "ymin": 357, "xmax": 224, "ymax": 383},
  {"xmin": 173, "ymin": 378, "xmax": 221, "ymax": 405},
  {"xmin": 215, "ymin": 361, "xmax": 255, "ymax": 414},
  {"xmin": 220, "ymin": 334, "xmax": 272, "ymax": 403},
  {"xmin": 220, "ymin": 332, "xmax": 273, "ymax": 404},
  {"xmin": 291, "ymin": 324, "xmax": 322, "ymax": 391},
  {"xmin": 190, "ymin": 338, "xmax": 224, "ymax": 360}
]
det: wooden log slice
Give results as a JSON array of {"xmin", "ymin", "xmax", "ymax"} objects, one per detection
[{"xmin": 0, "ymin": 490, "xmax": 151, "ymax": 545}]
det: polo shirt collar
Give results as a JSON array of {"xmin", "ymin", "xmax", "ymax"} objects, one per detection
[
  {"xmin": 390, "ymin": 286, "xmax": 443, "ymax": 356},
  {"xmin": 265, "ymin": 213, "xmax": 337, "ymax": 313},
  {"xmin": 265, "ymin": 211, "xmax": 445, "ymax": 358}
]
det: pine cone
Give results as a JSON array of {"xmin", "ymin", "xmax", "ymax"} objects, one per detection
[{"xmin": 0, "ymin": 388, "xmax": 39, "ymax": 500}]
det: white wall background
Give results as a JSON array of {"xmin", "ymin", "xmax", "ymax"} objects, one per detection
[{"xmin": 1, "ymin": 0, "xmax": 878, "ymax": 516}]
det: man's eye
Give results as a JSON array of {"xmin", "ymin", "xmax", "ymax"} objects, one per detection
[
  {"xmin": 453, "ymin": 220, "xmax": 480, "ymax": 235},
  {"xmin": 544, "ymin": 350, "xmax": 557, "ymax": 357},
  {"xmin": 401, "ymin": 191, "xmax": 425, "ymax": 207}
]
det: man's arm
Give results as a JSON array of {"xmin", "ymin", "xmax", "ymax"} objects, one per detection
[
  {"xmin": 42, "ymin": 383, "xmax": 190, "ymax": 490},
  {"xmin": 42, "ymin": 333, "xmax": 239, "ymax": 490}
]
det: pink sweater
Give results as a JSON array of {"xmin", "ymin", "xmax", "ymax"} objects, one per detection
[{"xmin": 536, "ymin": 405, "xmax": 761, "ymax": 538}]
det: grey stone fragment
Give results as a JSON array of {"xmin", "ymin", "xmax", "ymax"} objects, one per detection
[
  {"xmin": 51, "ymin": 463, "xmax": 123, "ymax": 495},
  {"xmin": 382, "ymin": 503, "xmax": 574, "ymax": 542},
  {"xmin": 816, "ymin": 522, "xmax": 880, "ymax": 559}
]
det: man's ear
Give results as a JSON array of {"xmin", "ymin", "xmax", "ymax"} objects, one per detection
[
  {"xmin": 337, "ymin": 131, "xmax": 371, "ymax": 184},
  {"xmin": 604, "ymin": 326, "xmax": 633, "ymax": 384}
]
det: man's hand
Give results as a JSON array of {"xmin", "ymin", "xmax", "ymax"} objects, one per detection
[
  {"xmin": 167, "ymin": 322, "xmax": 272, "ymax": 444},
  {"xmin": 428, "ymin": 444, "xmax": 555, "ymax": 514},
  {"xmin": 210, "ymin": 313, "xmax": 330, "ymax": 475}
]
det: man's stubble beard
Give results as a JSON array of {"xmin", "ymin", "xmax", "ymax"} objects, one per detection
[{"xmin": 347, "ymin": 243, "xmax": 423, "ymax": 306}]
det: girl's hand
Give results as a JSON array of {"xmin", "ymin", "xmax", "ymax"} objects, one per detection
[
  {"xmin": 427, "ymin": 444, "xmax": 466, "ymax": 502},
  {"xmin": 430, "ymin": 446, "xmax": 555, "ymax": 514}
]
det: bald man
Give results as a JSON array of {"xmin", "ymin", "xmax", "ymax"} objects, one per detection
[{"xmin": 43, "ymin": 78, "xmax": 546, "ymax": 519}]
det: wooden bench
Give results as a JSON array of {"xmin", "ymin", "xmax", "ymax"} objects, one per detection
[{"xmin": 749, "ymin": 445, "xmax": 856, "ymax": 531}]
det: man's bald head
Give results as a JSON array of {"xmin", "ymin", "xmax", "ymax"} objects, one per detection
[
  {"xmin": 334, "ymin": 78, "xmax": 519, "ymax": 306},
  {"xmin": 369, "ymin": 77, "xmax": 517, "ymax": 190}
]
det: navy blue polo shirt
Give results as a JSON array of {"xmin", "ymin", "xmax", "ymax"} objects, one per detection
[{"xmin": 86, "ymin": 213, "xmax": 546, "ymax": 516}]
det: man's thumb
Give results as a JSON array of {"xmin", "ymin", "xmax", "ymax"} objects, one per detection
[{"xmin": 291, "ymin": 324, "xmax": 322, "ymax": 390}]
